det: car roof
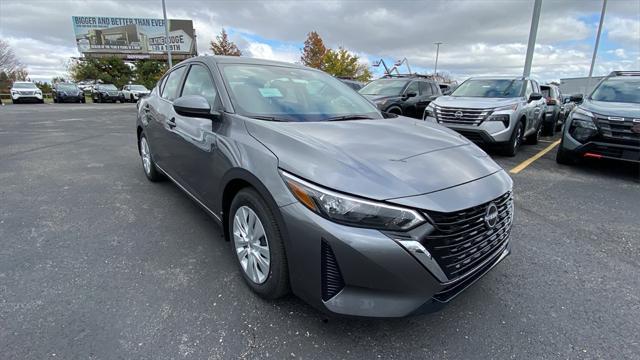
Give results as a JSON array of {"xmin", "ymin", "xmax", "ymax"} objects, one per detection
[
  {"xmin": 468, "ymin": 76, "xmax": 526, "ymax": 80},
  {"xmin": 179, "ymin": 55, "xmax": 309, "ymax": 70},
  {"xmin": 13, "ymin": 81, "xmax": 34, "ymax": 84}
]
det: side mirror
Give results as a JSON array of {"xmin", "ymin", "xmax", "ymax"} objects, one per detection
[
  {"xmin": 173, "ymin": 95, "xmax": 220, "ymax": 120},
  {"xmin": 528, "ymin": 92, "xmax": 543, "ymax": 102},
  {"xmin": 570, "ymin": 94, "xmax": 584, "ymax": 103},
  {"xmin": 405, "ymin": 91, "xmax": 418, "ymax": 98}
]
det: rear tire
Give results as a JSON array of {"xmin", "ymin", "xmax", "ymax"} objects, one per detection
[
  {"xmin": 229, "ymin": 188, "xmax": 289, "ymax": 300},
  {"xmin": 502, "ymin": 121, "xmax": 524, "ymax": 157},
  {"xmin": 139, "ymin": 134, "xmax": 163, "ymax": 182}
]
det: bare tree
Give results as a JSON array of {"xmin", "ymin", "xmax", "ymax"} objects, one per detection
[{"xmin": 0, "ymin": 39, "xmax": 20, "ymax": 73}]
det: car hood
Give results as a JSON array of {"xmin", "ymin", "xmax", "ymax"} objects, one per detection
[
  {"xmin": 581, "ymin": 100, "xmax": 640, "ymax": 118},
  {"xmin": 245, "ymin": 116, "xmax": 502, "ymax": 200},
  {"xmin": 434, "ymin": 96, "xmax": 521, "ymax": 109}
]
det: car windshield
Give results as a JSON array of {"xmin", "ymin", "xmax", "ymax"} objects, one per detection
[
  {"xmin": 13, "ymin": 82, "xmax": 37, "ymax": 89},
  {"xmin": 101, "ymin": 84, "xmax": 118, "ymax": 90},
  {"xmin": 220, "ymin": 64, "xmax": 381, "ymax": 122},
  {"xmin": 590, "ymin": 78, "xmax": 640, "ymax": 104},
  {"xmin": 58, "ymin": 84, "xmax": 79, "ymax": 91},
  {"xmin": 359, "ymin": 79, "xmax": 407, "ymax": 96},
  {"xmin": 540, "ymin": 87, "xmax": 551, "ymax": 97},
  {"xmin": 130, "ymin": 85, "xmax": 148, "ymax": 91},
  {"xmin": 451, "ymin": 79, "xmax": 524, "ymax": 98}
]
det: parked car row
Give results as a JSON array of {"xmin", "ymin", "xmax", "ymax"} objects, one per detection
[{"xmin": 6, "ymin": 81, "xmax": 150, "ymax": 104}]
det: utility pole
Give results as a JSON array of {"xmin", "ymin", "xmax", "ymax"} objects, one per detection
[
  {"xmin": 162, "ymin": 0, "xmax": 172, "ymax": 68},
  {"xmin": 589, "ymin": 0, "xmax": 608, "ymax": 78},
  {"xmin": 523, "ymin": 0, "xmax": 542, "ymax": 77},
  {"xmin": 434, "ymin": 42, "xmax": 443, "ymax": 75}
]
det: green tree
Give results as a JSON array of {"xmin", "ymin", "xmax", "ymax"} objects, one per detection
[
  {"xmin": 300, "ymin": 31, "xmax": 327, "ymax": 69},
  {"xmin": 133, "ymin": 60, "xmax": 168, "ymax": 89},
  {"xmin": 210, "ymin": 28, "xmax": 242, "ymax": 56},
  {"xmin": 69, "ymin": 57, "xmax": 133, "ymax": 88},
  {"xmin": 321, "ymin": 47, "xmax": 372, "ymax": 82}
]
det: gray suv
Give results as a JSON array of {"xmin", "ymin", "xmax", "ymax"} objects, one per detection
[
  {"xmin": 424, "ymin": 76, "xmax": 546, "ymax": 156},
  {"xmin": 136, "ymin": 56, "xmax": 514, "ymax": 317}
]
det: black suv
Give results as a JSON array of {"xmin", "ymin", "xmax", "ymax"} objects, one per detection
[
  {"xmin": 52, "ymin": 83, "xmax": 85, "ymax": 103},
  {"xmin": 358, "ymin": 75, "xmax": 441, "ymax": 118},
  {"xmin": 91, "ymin": 84, "xmax": 122, "ymax": 103},
  {"xmin": 556, "ymin": 71, "xmax": 640, "ymax": 164}
]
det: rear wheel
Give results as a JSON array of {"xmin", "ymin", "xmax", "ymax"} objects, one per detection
[
  {"xmin": 502, "ymin": 121, "xmax": 524, "ymax": 157},
  {"xmin": 386, "ymin": 107, "xmax": 402, "ymax": 116},
  {"xmin": 229, "ymin": 188, "xmax": 289, "ymax": 299},
  {"xmin": 130, "ymin": 95, "xmax": 135, "ymax": 103},
  {"xmin": 139, "ymin": 134, "xmax": 163, "ymax": 181}
]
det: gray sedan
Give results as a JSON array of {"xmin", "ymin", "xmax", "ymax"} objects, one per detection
[{"xmin": 136, "ymin": 56, "xmax": 514, "ymax": 317}]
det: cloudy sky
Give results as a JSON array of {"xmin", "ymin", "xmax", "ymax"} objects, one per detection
[{"xmin": 0, "ymin": 0, "xmax": 638, "ymax": 83}]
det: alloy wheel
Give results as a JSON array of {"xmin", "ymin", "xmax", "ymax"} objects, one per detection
[
  {"xmin": 514, "ymin": 125, "xmax": 522, "ymax": 151},
  {"xmin": 140, "ymin": 137, "xmax": 151, "ymax": 175},
  {"xmin": 233, "ymin": 206, "xmax": 270, "ymax": 284}
]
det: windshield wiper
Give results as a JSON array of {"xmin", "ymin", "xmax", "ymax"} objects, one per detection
[
  {"xmin": 249, "ymin": 115, "xmax": 289, "ymax": 122},
  {"xmin": 325, "ymin": 115, "xmax": 376, "ymax": 121}
]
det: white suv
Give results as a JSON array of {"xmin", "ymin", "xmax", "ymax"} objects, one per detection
[
  {"xmin": 121, "ymin": 84, "xmax": 150, "ymax": 103},
  {"xmin": 11, "ymin": 81, "xmax": 44, "ymax": 104}
]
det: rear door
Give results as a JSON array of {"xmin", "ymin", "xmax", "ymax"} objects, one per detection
[
  {"xmin": 145, "ymin": 65, "xmax": 187, "ymax": 174},
  {"xmin": 416, "ymin": 81, "xmax": 435, "ymax": 117}
]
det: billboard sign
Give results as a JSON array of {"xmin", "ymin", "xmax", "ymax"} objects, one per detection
[{"xmin": 71, "ymin": 16, "xmax": 195, "ymax": 56}]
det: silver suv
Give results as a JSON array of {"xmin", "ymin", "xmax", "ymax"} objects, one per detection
[{"xmin": 424, "ymin": 76, "xmax": 547, "ymax": 156}]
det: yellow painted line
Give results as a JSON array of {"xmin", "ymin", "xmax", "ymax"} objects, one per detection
[{"xmin": 509, "ymin": 139, "xmax": 561, "ymax": 174}]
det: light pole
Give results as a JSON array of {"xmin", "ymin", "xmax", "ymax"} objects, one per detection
[
  {"xmin": 523, "ymin": 0, "xmax": 542, "ymax": 77},
  {"xmin": 434, "ymin": 42, "xmax": 443, "ymax": 75},
  {"xmin": 162, "ymin": 0, "xmax": 172, "ymax": 68},
  {"xmin": 589, "ymin": 0, "xmax": 608, "ymax": 79}
]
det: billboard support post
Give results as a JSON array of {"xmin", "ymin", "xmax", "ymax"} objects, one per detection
[
  {"xmin": 162, "ymin": 0, "xmax": 173, "ymax": 68},
  {"xmin": 588, "ymin": 0, "xmax": 607, "ymax": 92},
  {"xmin": 523, "ymin": 0, "xmax": 542, "ymax": 78}
]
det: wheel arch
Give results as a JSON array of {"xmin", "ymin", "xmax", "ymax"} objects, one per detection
[{"xmin": 219, "ymin": 168, "xmax": 290, "ymax": 245}]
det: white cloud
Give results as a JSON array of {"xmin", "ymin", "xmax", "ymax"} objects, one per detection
[
  {"xmin": 606, "ymin": 16, "xmax": 640, "ymax": 44},
  {"xmin": 244, "ymin": 42, "xmax": 299, "ymax": 63}
]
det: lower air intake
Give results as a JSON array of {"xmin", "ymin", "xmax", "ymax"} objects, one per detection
[{"xmin": 321, "ymin": 240, "xmax": 344, "ymax": 301}]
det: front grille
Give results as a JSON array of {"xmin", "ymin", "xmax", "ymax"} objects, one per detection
[
  {"xmin": 19, "ymin": 91, "xmax": 35, "ymax": 95},
  {"xmin": 321, "ymin": 240, "xmax": 344, "ymax": 301},
  {"xmin": 435, "ymin": 106, "xmax": 491, "ymax": 126},
  {"xmin": 422, "ymin": 192, "xmax": 513, "ymax": 280},
  {"xmin": 594, "ymin": 115, "xmax": 640, "ymax": 145}
]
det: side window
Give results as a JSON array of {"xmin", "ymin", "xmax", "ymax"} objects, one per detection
[
  {"xmin": 524, "ymin": 81, "xmax": 533, "ymax": 98},
  {"xmin": 430, "ymin": 82, "xmax": 440, "ymax": 94},
  {"xmin": 418, "ymin": 81, "xmax": 431, "ymax": 96},
  {"xmin": 405, "ymin": 81, "xmax": 420, "ymax": 95},
  {"xmin": 181, "ymin": 64, "xmax": 219, "ymax": 106},
  {"xmin": 161, "ymin": 66, "xmax": 186, "ymax": 101}
]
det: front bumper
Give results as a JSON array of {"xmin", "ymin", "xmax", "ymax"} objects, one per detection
[
  {"xmin": 279, "ymin": 178, "xmax": 513, "ymax": 317},
  {"xmin": 57, "ymin": 95, "xmax": 84, "ymax": 102},
  {"xmin": 425, "ymin": 115, "xmax": 513, "ymax": 144},
  {"xmin": 12, "ymin": 93, "xmax": 43, "ymax": 102}
]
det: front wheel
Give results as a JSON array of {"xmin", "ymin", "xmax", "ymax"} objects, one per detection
[
  {"xmin": 502, "ymin": 121, "xmax": 524, "ymax": 157},
  {"xmin": 139, "ymin": 134, "xmax": 163, "ymax": 181},
  {"xmin": 229, "ymin": 188, "xmax": 289, "ymax": 299},
  {"xmin": 555, "ymin": 143, "xmax": 576, "ymax": 165}
]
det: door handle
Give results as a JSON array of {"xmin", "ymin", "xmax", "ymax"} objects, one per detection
[{"xmin": 168, "ymin": 117, "xmax": 176, "ymax": 129}]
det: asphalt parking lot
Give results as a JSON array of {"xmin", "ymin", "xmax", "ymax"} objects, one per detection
[{"xmin": 1, "ymin": 103, "xmax": 638, "ymax": 359}]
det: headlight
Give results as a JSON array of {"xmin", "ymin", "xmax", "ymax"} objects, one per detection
[
  {"xmin": 569, "ymin": 107, "xmax": 597, "ymax": 142},
  {"xmin": 281, "ymin": 171, "xmax": 425, "ymax": 231},
  {"xmin": 424, "ymin": 102, "xmax": 436, "ymax": 119}
]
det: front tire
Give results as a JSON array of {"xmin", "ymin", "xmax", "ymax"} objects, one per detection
[
  {"xmin": 139, "ymin": 134, "xmax": 163, "ymax": 181},
  {"xmin": 543, "ymin": 112, "xmax": 556, "ymax": 136},
  {"xmin": 555, "ymin": 143, "xmax": 576, "ymax": 165},
  {"xmin": 502, "ymin": 120, "xmax": 524, "ymax": 157},
  {"xmin": 229, "ymin": 188, "xmax": 289, "ymax": 300}
]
